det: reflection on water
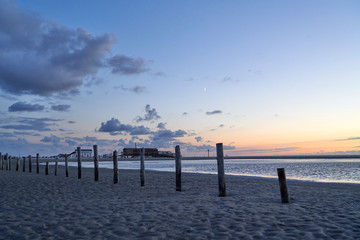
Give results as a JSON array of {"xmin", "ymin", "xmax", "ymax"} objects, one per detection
[{"xmin": 58, "ymin": 158, "xmax": 360, "ymax": 184}]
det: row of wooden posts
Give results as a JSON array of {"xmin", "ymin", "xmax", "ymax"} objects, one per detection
[{"xmin": 0, "ymin": 143, "xmax": 289, "ymax": 203}]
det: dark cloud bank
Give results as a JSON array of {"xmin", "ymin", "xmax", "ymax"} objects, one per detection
[{"xmin": 0, "ymin": 0, "xmax": 148, "ymax": 97}]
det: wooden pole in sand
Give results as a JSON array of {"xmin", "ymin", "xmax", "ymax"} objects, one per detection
[
  {"xmin": 140, "ymin": 148, "xmax": 145, "ymax": 186},
  {"xmin": 65, "ymin": 154, "xmax": 69, "ymax": 177},
  {"xmin": 16, "ymin": 157, "xmax": 19, "ymax": 171},
  {"xmin": 36, "ymin": 153, "xmax": 39, "ymax": 174},
  {"xmin": 93, "ymin": 145, "xmax": 99, "ymax": 181},
  {"xmin": 55, "ymin": 157, "xmax": 58, "ymax": 176},
  {"xmin": 216, "ymin": 143, "xmax": 226, "ymax": 197},
  {"xmin": 77, "ymin": 147, "xmax": 81, "ymax": 179},
  {"xmin": 0, "ymin": 152, "xmax": 2, "ymax": 170},
  {"xmin": 175, "ymin": 145, "xmax": 182, "ymax": 191},
  {"xmin": 22, "ymin": 156, "xmax": 25, "ymax": 172},
  {"xmin": 5, "ymin": 153, "xmax": 8, "ymax": 170},
  {"xmin": 113, "ymin": 150, "xmax": 118, "ymax": 184},
  {"xmin": 45, "ymin": 161, "xmax": 49, "ymax": 175},
  {"xmin": 277, "ymin": 168, "xmax": 289, "ymax": 203},
  {"xmin": 8, "ymin": 155, "xmax": 11, "ymax": 171},
  {"xmin": 28, "ymin": 155, "xmax": 32, "ymax": 173}
]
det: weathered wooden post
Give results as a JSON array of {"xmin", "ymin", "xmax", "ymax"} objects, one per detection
[
  {"xmin": 277, "ymin": 168, "xmax": 289, "ymax": 203},
  {"xmin": 93, "ymin": 145, "xmax": 99, "ymax": 181},
  {"xmin": 55, "ymin": 157, "xmax": 58, "ymax": 176},
  {"xmin": 140, "ymin": 148, "xmax": 145, "ymax": 186},
  {"xmin": 216, "ymin": 143, "xmax": 226, "ymax": 197},
  {"xmin": 5, "ymin": 153, "xmax": 8, "ymax": 170},
  {"xmin": 175, "ymin": 145, "xmax": 182, "ymax": 191},
  {"xmin": 16, "ymin": 157, "xmax": 19, "ymax": 171},
  {"xmin": 65, "ymin": 154, "xmax": 69, "ymax": 177},
  {"xmin": 0, "ymin": 152, "xmax": 2, "ymax": 170},
  {"xmin": 77, "ymin": 147, "xmax": 81, "ymax": 179},
  {"xmin": 22, "ymin": 156, "xmax": 26, "ymax": 172},
  {"xmin": 8, "ymin": 155, "xmax": 11, "ymax": 171},
  {"xmin": 36, "ymin": 153, "xmax": 39, "ymax": 174},
  {"xmin": 113, "ymin": 150, "xmax": 118, "ymax": 184},
  {"xmin": 28, "ymin": 155, "xmax": 32, "ymax": 173},
  {"xmin": 45, "ymin": 161, "xmax": 49, "ymax": 175}
]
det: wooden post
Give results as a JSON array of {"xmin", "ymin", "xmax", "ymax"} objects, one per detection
[
  {"xmin": 55, "ymin": 157, "xmax": 58, "ymax": 176},
  {"xmin": 216, "ymin": 143, "xmax": 226, "ymax": 197},
  {"xmin": 45, "ymin": 161, "xmax": 49, "ymax": 175},
  {"xmin": 93, "ymin": 145, "xmax": 99, "ymax": 181},
  {"xmin": 65, "ymin": 154, "xmax": 69, "ymax": 177},
  {"xmin": 277, "ymin": 168, "xmax": 289, "ymax": 203},
  {"xmin": 36, "ymin": 153, "xmax": 39, "ymax": 174},
  {"xmin": 22, "ymin": 157, "xmax": 25, "ymax": 172},
  {"xmin": 113, "ymin": 150, "xmax": 118, "ymax": 184},
  {"xmin": 8, "ymin": 155, "xmax": 11, "ymax": 171},
  {"xmin": 28, "ymin": 155, "xmax": 32, "ymax": 173},
  {"xmin": 16, "ymin": 157, "xmax": 19, "ymax": 171},
  {"xmin": 77, "ymin": 147, "xmax": 81, "ymax": 179},
  {"xmin": 5, "ymin": 153, "xmax": 8, "ymax": 170},
  {"xmin": 0, "ymin": 152, "xmax": 2, "ymax": 170},
  {"xmin": 175, "ymin": 145, "xmax": 182, "ymax": 191},
  {"xmin": 140, "ymin": 148, "xmax": 145, "ymax": 186}
]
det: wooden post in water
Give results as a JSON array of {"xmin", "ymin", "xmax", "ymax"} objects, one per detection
[
  {"xmin": 28, "ymin": 155, "xmax": 32, "ymax": 173},
  {"xmin": 5, "ymin": 153, "xmax": 8, "ymax": 170},
  {"xmin": 0, "ymin": 152, "xmax": 2, "ymax": 170},
  {"xmin": 16, "ymin": 157, "xmax": 19, "ymax": 171},
  {"xmin": 77, "ymin": 147, "xmax": 81, "ymax": 179},
  {"xmin": 36, "ymin": 153, "xmax": 39, "ymax": 174},
  {"xmin": 113, "ymin": 150, "xmax": 118, "ymax": 184},
  {"xmin": 277, "ymin": 168, "xmax": 289, "ymax": 203},
  {"xmin": 140, "ymin": 148, "xmax": 145, "ymax": 186},
  {"xmin": 22, "ymin": 157, "xmax": 26, "ymax": 172},
  {"xmin": 45, "ymin": 161, "xmax": 49, "ymax": 175},
  {"xmin": 216, "ymin": 143, "xmax": 226, "ymax": 197},
  {"xmin": 8, "ymin": 155, "xmax": 11, "ymax": 171},
  {"xmin": 175, "ymin": 145, "xmax": 182, "ymax": 191},
  {"xmin": 65, "ymin": 154, "xmax": 69, "ymax": 177},
  {"xmin": 93, "ymin": 145, "xmax": 99, "ymax": 181},
  {"xmin": 55, "ymin": 157, "xmax": 58, "ymax": 176}
]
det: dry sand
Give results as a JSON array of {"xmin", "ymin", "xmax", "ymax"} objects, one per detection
[{"xmin": 0, "ymin": 161, "xmax": 359, "ymax": 239}]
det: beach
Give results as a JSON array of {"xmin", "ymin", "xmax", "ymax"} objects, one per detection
[{"xmin": 0, "ymin": 162, "xmax": 359, "ymax": 239}]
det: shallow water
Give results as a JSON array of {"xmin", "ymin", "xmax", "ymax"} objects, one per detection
[{"xmin": 56, "ymin": 158, "xmax": 360, "ymax": 184}]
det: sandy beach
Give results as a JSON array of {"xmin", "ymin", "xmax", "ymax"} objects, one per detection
[{"xmin": 0, "ymin": 161, "xmax": 359, "ymax": 239}]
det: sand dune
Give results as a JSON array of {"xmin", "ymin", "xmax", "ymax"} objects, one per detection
[{"xmin": 0, "ymin": 162, "xmax": 359, "ymax": 239}]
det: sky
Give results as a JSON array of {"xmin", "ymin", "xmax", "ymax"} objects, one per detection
[{"xmin": 0, "ymin": 0, "xmax": 360, "ymax": 157}]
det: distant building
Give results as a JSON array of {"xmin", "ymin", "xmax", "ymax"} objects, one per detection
[
  {"xmin": 74, "ymin": 149, "xmax": 92, "ymax": 157},
  {"xmin": 158, "ymin": 151, "xmax": 174, "ymax": 157},
  {"xmin": 123, "ymin": 148, "xmax": 158, "ymax": 157}
]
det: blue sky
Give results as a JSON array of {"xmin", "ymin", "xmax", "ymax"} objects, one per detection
[{"xmin": 0, "ymin": 0, "xmax": 360, "ymax": 156}]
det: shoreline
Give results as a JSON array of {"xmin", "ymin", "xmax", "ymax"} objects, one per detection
[{"xmin": 1, "ymin": 164, "xmax": 360, "ymax": 239}]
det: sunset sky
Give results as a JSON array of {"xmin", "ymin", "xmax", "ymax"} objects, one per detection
[{"xmin": 0, "ymin": 0, "xmax": 360, "ymax": 156}]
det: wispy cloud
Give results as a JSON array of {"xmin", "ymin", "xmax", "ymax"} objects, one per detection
[
  {"xmin": 8, "ymin": 102, "xmax": 44, "ymax": 112},
  {"xmin": 135, "ymin": 104, "xmax": 161, "ymax": 122},
  {"xmin": 51, "ymin": 104, "xmax": 71, "ymax": 112},
  {"xmin": 206, "ymin": 110, "xmax": 222, "ymax": 115},
  {"xmin": 108, "ymin": 54, "xmax": 148, "ymax": 75}
]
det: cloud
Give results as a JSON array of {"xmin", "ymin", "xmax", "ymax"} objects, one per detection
[
  {"xmin": 98, "ymin": 118, "xmax": 152, "ymax": 135},
  {"xmin": 182, "ymin": 112, "xmax": 188, "ymax": 115},
  {"xmin": 151, "ymin": 129, "xmax": 187, "ymax": 141},
  {"xmin": 219, "ymin": 124, "xmax": 224, "ymax": 128},
  {"xmin": 108, "ymin": 54, "xmax": 148, "ymax": 75},
  {"xmin": 51, "ymin": 104, "xmax": 70, "ymax": 112},
  {"xmin": 206, "ymin": 110, "xmax": 222, "ymax": 115},
  {"xmin": 0, "ymin": 1, "xmax": 149, "ymax": 97},
  {"xmin": 118, "ymin": 85, "xmax": 146, "ymax": 94},
  {"xmin": 157, "ymin": 122, "xmax": 166, "ymax": 129},
  {"xmin": 135, "ymin": 104, "xmax": 161, "ymax": 122},
  {"xmin": 68, "ymin": 120, "xmax": 75, "ymax": 124},
  {"xmin": 41, "ymin": 134, "xmax": 61, "ymax": 143},
  {"xmin": 195, "ymin": 136, "xmax": 203, "ymax": 142},
  {"xmin": 0, "ymin": 117, "xmax": 60, "ymax": 132},
  {"xmin": 336, "ymin": 137, "xmax": 360, "ymax": 141},
  {"xmin": 8, "ymin": 101, "xmax": 44, "ymax": 112}
]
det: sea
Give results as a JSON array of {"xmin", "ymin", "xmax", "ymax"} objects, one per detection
[{"xmin": 61, "ymin": 158, "xmax": 360, "ymax": 184}]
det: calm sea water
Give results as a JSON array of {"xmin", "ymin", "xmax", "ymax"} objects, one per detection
[{"xmin": 61, "ymin": 158, "xmax": 360, "ymax": 184}]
